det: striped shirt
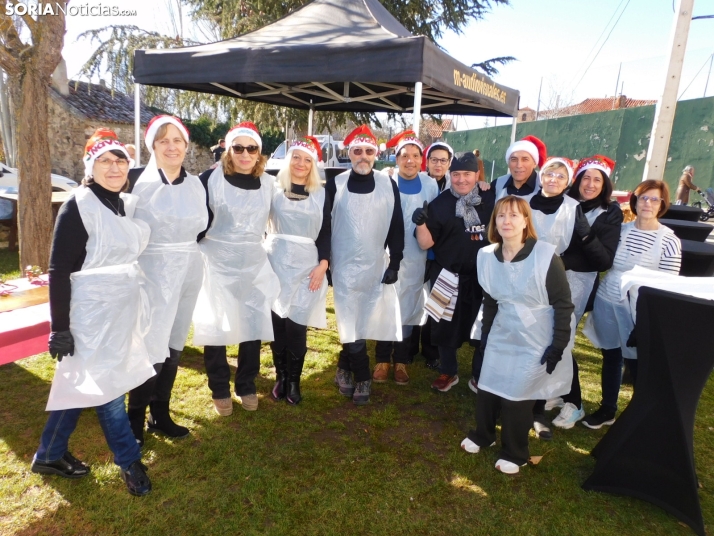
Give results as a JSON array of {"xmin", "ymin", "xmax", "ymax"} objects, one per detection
[{"xmin": 601, "ymin": 225, "xmax": 682, "ymax": 298}]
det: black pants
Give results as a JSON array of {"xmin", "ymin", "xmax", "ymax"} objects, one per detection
[
  {"xmin": 204, "ymin": 341, "xmax": 261, "ymax": 398},
  {"xmin": 128, "ymin": 348, "xmax": 181, "ymax": 409},
  {"xmin": 470, "ymin": 389, "xmax": 535, "ymax": 466},
  {"xmin": 409, "ymin": 320, "xmax": 439, "ymax": 361},
  {"xmin": 562, "ymin": 357, "xmax": 582, "ymax": 407},
  {"xmin": 337, "ymin": 339, "xmax": 370, "ymax": 382},
  {"xmin": 376, "ymin": 326, "xmax": 414, "ymax": 365},
  {"xmin": 270, "ymin": 312, "xmax": 307, "ymax": 358},
  {"xmin": 471, "ymin": 342, "xmax": 483, "ymax": 381}
]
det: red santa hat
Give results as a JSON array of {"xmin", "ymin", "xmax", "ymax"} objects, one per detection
[
  {"xmin": 144, "ymin": 115, "xmax": 190, "ymax": 154},
  {"xmin": 225, "ymin": 121, "xmax": 262, "ymax": 151},
  {"xmin": 386, "ymin": 129, "xmax": 424, "ymax": 156},
  {"xmin": 422, "ymin": 141, "xmax": 454, "ymax": 171},
  {"xmin": 505, "ymin": 135, "xmax": 547, "ymax": 168},
  {"xmin": 541, "ymin": 156, "xmax": 575, "ymax": 186},
  {"xmin": 288, "ymin": 135, "xmax": 322, "ymax": 162},
  {"xmin": 344, "ymin": 124, "xmax": 378, "ymax": 150},
  {"xmin": 83, "ymin": 127, "xmax": 133, "ymax": 176},
  {"xmin": 574, "ymin": 154, "xmax": 616, "ymax": 179}
]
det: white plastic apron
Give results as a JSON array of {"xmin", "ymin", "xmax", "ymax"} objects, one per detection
[
  {"xmin": 494, "ymin": 173, "xmax": 541, "ymax": 202},
  {"xmin": 477, "ymin": 241, "xmax": 573, "ymax": 401},
  {"xmin": 531, "ymin": 195, "xmax": 578, "ymax": 255},
  {"xmin": 132, "ymin": 158, "xmax": 208, "ymax": 363},
  {"xmin": 46, "ymin": 187, "xmax": 155, "ymax": 411},
  {"xmin": 192, "ymin": 168, "xmax": 279, "ymax": 345},
  {"xmin": 265, "ymin": 186, "xmax": 327, "ymax": 328},
  {"xmin": 393, "ymin": 174, "xmax": 439, "ymax": 326},
  {"xmin": 583, "ymin": 222, "xmax": 670, "ymax": 359},
  {"xmin": 331, "ymin": 171, "xmax": 401, "ymax": 343}
]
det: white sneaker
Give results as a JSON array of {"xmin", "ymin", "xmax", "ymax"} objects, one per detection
[
  {"xmin": 468, "ymin": 378, "xmax": 478, "ymax": 394},
  {"xmin": 495, "ymin": 458, "xmax": 525, "ymax": 474},
  {"xmin": 544, "ymin": 397, "xmax": 565, "ymax": 411},
  {"xmin": 552, "ymin": 402, "xmax": 585, "ymax": 429},
  {"xmin": 460, "ymin": 437, "xmax": 495, "ymax": 453}
]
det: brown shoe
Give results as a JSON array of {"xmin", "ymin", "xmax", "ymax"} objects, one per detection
[
  {"xmin": 238, "ymin": 394, "xmax": 259, "ymax": 411},
  {"xmin": 372, "ymin": 362, "xmax": 389, "ymax": 383},
  {"xmin": 213, "ymin": 397, "xmax": 233, "ymax": 416},
  {"xmin": 394, "ymin": 363, "xmax": 409, "ymax": 385}
]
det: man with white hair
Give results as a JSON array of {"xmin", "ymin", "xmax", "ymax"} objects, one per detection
[{"xmin": 327, "ymin": 125, "xmax": 404, "ymax": 406}]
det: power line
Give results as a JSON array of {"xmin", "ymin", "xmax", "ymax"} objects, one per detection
[
  {"xmin": 571, "ymin": 0, "xmax": 633, "ymax": 94},
  {"xmin": 678, "ymin": 52, "xmax": 714, "ymax": 99},
  {"xmin": 568, "ymin": 0, "xmax": 628, "ymax": 88}
]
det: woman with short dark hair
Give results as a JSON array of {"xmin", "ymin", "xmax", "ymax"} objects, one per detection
[
  {"xmin": 31, "ymin": 128, "xmax": 154, "ymax": 496},
  {"xmin": 583, "ymin": 179, "xmax": 681, "ymax": 429}
]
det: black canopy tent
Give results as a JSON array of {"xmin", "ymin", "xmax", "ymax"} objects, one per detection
[{"xmin": 132, "ymin": 0, "xmax": 519, "ymax": 163}]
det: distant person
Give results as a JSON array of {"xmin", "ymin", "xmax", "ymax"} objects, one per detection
[
  {"xmin": 125, "ymin": 144, "xmax": 136, "ymax": 164},
  {"xmin": 674, "ymin": 165, "xmax": 700, "ymax": 205},
  {"xmin": 472, "ymin": 149, "xmax": 486, "ymax": 181},
  {"xmin": 212, "ymin": 139, "xmax": 226, "ymax": 162}
]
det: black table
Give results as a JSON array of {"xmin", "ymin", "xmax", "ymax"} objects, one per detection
[
  {"xmin": 680, "ymin": 239, "xmax": 714, "ymax": 277},
  {"xmin": 583, "ymin": 287, "xmax": 714, "ymax": 536},
  {"xmin": 660, "ymin": 218, "xmax": 712, "ymax": 242},
  {"xmin": 663, "ymin": 204, "xmax": 703, "ymax": 222}
]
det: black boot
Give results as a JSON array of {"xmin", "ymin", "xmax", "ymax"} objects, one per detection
[
  {"xmin": 271, "ymin": 347, "xmax": 288, "ymax": 401},
  {"xmin": 147, "ymin": 400, "xmax": 190, "ymax": 439},
  {"xmin": 127, "ymin": 407, "xmax": 146, "ymax": 447},
  {"xmin": 287, "ymin": 350, "xmax": 306, "ymax": 405}
]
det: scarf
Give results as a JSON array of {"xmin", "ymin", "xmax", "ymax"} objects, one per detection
[{"xmin": 450, "ymin": 185, "xmax": 482, "ymax": 230}]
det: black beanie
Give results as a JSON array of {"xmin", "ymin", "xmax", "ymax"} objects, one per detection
[{"xmin": 449, "ymin": 153, "xmax": 479, "ymax": 172}]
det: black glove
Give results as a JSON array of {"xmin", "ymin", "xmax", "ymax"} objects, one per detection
[
  {"xmin": 539, "ymin": 345, "xmax": 563, "ymax": 375},
  {"xmin": 626, "ymin": 327, "xmax": 637, "ymax": 348},
  {"xmin": 381, "ymin": 268, "xmax": 398, "ymax": 285},
  {"xmin": 48, "ymin": 330, "xmax": 74, "ymax": 362},
  {"xmin": 574, "ymin": 205, "xmax": 592, "ymax": 241},
  {"xmin": 412, "ymin": 201, "xmax": 429, "ymax": 226}
]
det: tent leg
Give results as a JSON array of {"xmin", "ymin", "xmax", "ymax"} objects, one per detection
[
  {"xmin": 134, "ymin": 82, "xmax": 141, "ymax": 167},
  {"xmin": 308, "ymin": 101, "xmax": 314, "ymax": 136},
  {"xmin": 510, "ymin": 116, "xmax": 517, "ymax": 144},
  {"xmin": 413, "ymin": 82, "xmax": 423, "ymax": 136}
]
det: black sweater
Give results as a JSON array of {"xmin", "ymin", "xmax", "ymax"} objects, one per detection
[
  {"xmin": 561, "ymin": 201, "xmax": 623, "ymax": 272},
  {"xmin": 503, "ymin": 170, "xmax": 539, "ymax": 197},
  {"xmin": 480, "ymin": 238, "xmax": 574, "ymax": 351},
  {"xmin": 48, "ymin": 183, "xmax": 126, "ymax": 332},
  {"xmin": 325, "ymin": 170, "xmax": 404, "ymax": 271}
]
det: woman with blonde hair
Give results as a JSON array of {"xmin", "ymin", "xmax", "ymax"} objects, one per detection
[
  {"xmin": 266, "ymin": 136, "xmax": 331, "ymax": 404},
  {"xmin": 461, "ymin": 195, "xmax": 573, "ymax": 474},
  {"xmin": 193, "ymin": 122, "xmax": 279, "ymax": 415}
]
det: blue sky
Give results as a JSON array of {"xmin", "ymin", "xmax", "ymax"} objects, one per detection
[{"xmin": 61, "ymin": 0, "xmax": 714, "ymax": 130}]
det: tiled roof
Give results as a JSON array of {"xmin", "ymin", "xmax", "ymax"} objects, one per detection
[
  {"xmin": 51, "ymin": 80, "xmax": 159, "ymax": 124},
  {"xmin": 423, "ymin": 118, "xmax": 454, "ymax": 138},
  {"xmin": 544, "ymin": 96, "xmax": 656, "ymax": 118}
]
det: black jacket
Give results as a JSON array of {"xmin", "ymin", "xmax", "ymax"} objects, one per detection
[{"xmin": 561, "ymin": 202, "xmax": 623, "ymax": 273}]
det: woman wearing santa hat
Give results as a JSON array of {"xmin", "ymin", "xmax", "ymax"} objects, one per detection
[
  {"xmin": 126, "ymin": 116, "xmax": 208, "ymax": 445},
  {"xmin": 492, "ymin": 135, "xmax": 546, "ymax": 201},
  {"xmin": 265, "ymin": 136, "xmax": 331, "ymax": 405},
  {"xmin": 525, "ymin": 156, "xmax": 583, "ymax": 440},
  {"xmin": 31, "ymin": 128, "xmax": 154, "ymax": 496},
  {"xmin": 548, "ymin": 155, "xmax": 623, "ymax": 430},
  {"xmin": 193, "ymin": 122, "xmax": 280, "ymax": 415}
]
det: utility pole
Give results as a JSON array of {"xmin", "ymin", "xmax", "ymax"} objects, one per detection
[
  {"xmin": 642, "ymin": 0, "xmax": 695, "ymax": 182},
  {"xmin": 612, "ymin": 63, "xmax": 622, "ymax": 110},
  {"xmin": 535, "ymin": 77, "xmax": 543, "ymax": 120}
]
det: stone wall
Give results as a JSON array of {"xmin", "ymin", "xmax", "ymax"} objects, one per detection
[{"xmin": 47, "ymin": 93, "xmax": 215, "ymax": 181}]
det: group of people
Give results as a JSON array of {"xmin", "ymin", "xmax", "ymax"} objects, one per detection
[{"xmin": 30, "ymin": 115, "xmax": 683, "ymax": 495}]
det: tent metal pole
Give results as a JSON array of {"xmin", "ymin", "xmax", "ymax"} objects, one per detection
[
  {"xmin": 134, "ymin": 82, "xmax": 141, "ymax": 167},
  {"xmin": 413, "ymin": 82, "xmax": 423, "ymax": 135},
  {"xmin": 308, "ymin": 100, "xmax": 314, "ymax": 136},
  {"xmin": 510, "ymin": 117, "xmax": 517, "ymax": 144}
]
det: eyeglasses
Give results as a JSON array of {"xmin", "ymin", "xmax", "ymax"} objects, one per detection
[
  {"xmin": 95, "ymin": 157, "xmax": 129, "ymax": 170},
  {"xmin": 429, "ymin": 157, "xmax": 449, "ymax": 165},
  {"xmin": 232, "ymin": 144, "xmax": 260, "ymax": 155},
  {"xmin": 351, "ymin": 148, "xmax": 376, "ymax": 156},
  {"xmin": 543, "ymin": 171, "xmax": 567, "ymax": 180},
  {"xmin": 638, "ymin": 195, "xmax": 662, "ymax": 204}
]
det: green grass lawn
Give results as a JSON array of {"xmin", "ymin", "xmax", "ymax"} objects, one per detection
[
  {"xmin": 1, "ymin": 285, "xmax": 712, "ymax": 535},
  {"xmin": 0, "ymin": 248, "xmax": 20, "ymax": 280}
]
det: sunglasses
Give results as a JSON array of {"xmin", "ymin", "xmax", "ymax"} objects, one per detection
[
  {"xmin": 351, "ymin": 147, "xmax": 376, "ymax": 156},
  {"xmin": 232, "ymin": 144, "xmax": 260, "ymax": 155}
]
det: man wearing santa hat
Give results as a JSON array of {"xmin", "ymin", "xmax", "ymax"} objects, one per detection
[
  {"xmin": 327, "ymin": 125, "xmax": 404, "ymax": 406},
  {"xmin": 373, "ymin": 131, "xmax": 439, "ymax": 386},
  {"xmin": 493, "ymin": 135, "xmax": 547, "ymax": 201}
]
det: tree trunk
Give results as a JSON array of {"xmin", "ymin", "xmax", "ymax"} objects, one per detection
[{"xmin": 14, "ymin": 68, "xmax": 54, "ymax": 271}]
